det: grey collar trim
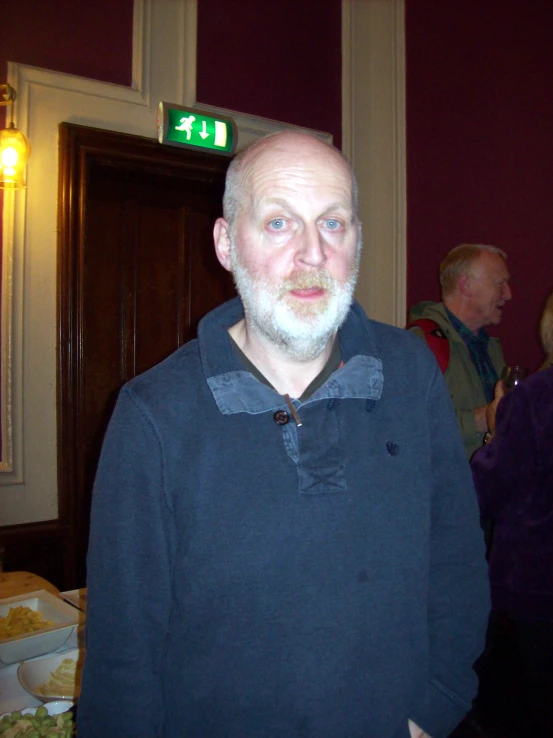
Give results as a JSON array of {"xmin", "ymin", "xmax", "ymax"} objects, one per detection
[{"xmin": 207, "ymin": 354, "xmax": 384, "ymax": 416}]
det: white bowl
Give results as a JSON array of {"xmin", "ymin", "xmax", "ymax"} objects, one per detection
[
  {"xmin": 0, "ymin": 701, "xmax": 75, "ymax": 732},
  {"xmin": 0, "ymin": 701, "xmax": 75, "ymax": 719},
  {"xmin": 59, "ymin": 588, "xmax": 87, "ymax": 611},
  {"xmin": 0, "ymin": 590, "xmax": 81, "ymax": 665},
  {"xmin": 18, "ymin": 648, "xmax": 84, "ymax": 702}
]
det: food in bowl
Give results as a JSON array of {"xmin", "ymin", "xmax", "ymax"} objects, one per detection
[
  {"xmin": 0, "ymin": 704, "xmax": 74, "ymax": 737},
  {"xmin": 18, "ymin": 648, "xmax": 83, "ymax": 702},
  {"xmin": 0, "ymin": 591, "xmax": 80, "ymax": 666},
  {"xmin": 0, "ymin": 606, "xmax": 55, "ymax": 639},
  {"xmin": 35, "ymin": 658, "xmax": 79, "ymax": 698}
]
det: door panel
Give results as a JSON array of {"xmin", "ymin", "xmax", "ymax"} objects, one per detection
[{"xmin": 58, "ymin": 123, "xmax": 235, "ymax": 587}]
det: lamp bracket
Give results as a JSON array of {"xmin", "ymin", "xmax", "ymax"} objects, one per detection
[{"xmin": 0, "ymin": 84, "xmax": 16, "ymax": 106}]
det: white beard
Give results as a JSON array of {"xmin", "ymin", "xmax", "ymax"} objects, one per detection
[{"xmin": 230, "ymin": 242, "xmax": 359, "ymax": 362}]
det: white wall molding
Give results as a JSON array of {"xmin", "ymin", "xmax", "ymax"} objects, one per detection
[
  {"xmin": 0, "ymin": 188, "xmax": 17, "ymax": 476},
  {"xmin": 343, "ymin": 0, "xmax": 407, "ymax": 328},
  {"xmin": 0, "ymin": 0, "xmax": 199, "ymax": 522},
  {"xmin": 341, "ymin": 0, "xmax": 353, "ymax": 163},
  {"xmin": 0, "ymin": 64, "xmax": 30, "ymax": 481},
  {"xmin": 182, "ymin": 0, "xmax": 197, "ymax": 107},
  {"xmin": 131, "ymin": 0, "xmax": 149, "ymax": 95}
]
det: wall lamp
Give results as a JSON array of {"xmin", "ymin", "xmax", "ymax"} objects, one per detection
[{"xmin": 0, "ymin": 83, "xmax": 31, "ymax": 190}]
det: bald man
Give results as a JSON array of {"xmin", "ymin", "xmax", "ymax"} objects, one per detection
[{"xmin": 80, "ymin": 132, "xmax": 489, "ymax": 738}]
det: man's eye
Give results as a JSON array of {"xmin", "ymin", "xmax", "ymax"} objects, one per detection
[
  {"xmin": 268, "ymin": 218, "xmax": 286, "ymax": 230},
  {"xmin": 325, "ymin": 219, "xmax": 341, "ymax": 230}
]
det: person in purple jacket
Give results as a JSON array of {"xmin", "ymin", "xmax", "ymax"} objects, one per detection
[{"xmin": 472, "ymin": 291, "xmax": 553, "ymax": 737}]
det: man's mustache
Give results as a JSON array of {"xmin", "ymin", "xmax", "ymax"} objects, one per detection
[{"xmin": 278, "ymin": 270, "xmax": 336, "ymax": 294}]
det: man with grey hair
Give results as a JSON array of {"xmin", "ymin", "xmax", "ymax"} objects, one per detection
[
  {"xmin": 408, "ymin": 243, "xmax": 511, "ymax": 460},
  {"xmin": 80, "ymin": 133, "xmax": 489, "ymax": 738}
]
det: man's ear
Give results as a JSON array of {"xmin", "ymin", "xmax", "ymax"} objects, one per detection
[
  {"xmin": 459, "ymin": 273, "xmax": 472, "ymax": 297},
  {"xmin": 213, "ymin": 218, "xmax": 232, "ymax": 272}
]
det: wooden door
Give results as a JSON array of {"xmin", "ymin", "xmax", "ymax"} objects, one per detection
[{"xmin": 58, "ymin": 123, "xmax": 235, "ymax": 587}]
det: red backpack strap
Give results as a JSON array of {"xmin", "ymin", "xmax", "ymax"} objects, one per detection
[{"xmin": 406, "ymin": 318, "xmax": 450, "ymax": 373}]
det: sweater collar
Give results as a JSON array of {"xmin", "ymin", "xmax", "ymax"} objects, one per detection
[{"xmin": 197, "ymin": 298, "xmax": 384, "ymax": 415}]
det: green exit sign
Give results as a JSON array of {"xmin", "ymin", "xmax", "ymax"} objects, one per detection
[{"xmin": 157, "ymin": 102, "xmax": 237, "ymax": 156}]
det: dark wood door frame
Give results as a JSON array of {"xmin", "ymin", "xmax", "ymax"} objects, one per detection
[{"xmin": 57, "ymin": 123, "xmax": 231, "ymax": 588}]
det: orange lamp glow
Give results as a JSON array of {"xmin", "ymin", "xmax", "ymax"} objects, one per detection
[
  {"xmin": 0, "ymin": 84, "xmax": 31, "ymax": 190},
  {"xmin": 0, "ymin": 123, "xmax": 31, "ymax": 189}
]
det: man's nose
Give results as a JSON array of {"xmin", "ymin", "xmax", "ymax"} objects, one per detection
[
  {"xmin": 503, "ymin": 283, "xmax": 512, "ymax": 300},
  {"xmin": 296, "ymin": 225, "xmax": 327, "ymax": 267}
]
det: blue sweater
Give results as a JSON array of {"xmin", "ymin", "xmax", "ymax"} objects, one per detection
[{"xmin": 79, "ymin": 298, "xmax": 489, "ymax": 738}]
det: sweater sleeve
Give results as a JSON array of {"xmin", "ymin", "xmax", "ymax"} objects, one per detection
[
  {"xmin": 471, "ymin": 384, "xmax": 538, "ymax": 521},
  {"xmin": 78, "ymin": 387, "xmax": 175, "ymax": 738},
  {"xmin": 409, "ymin": 365, "xmax": 490, "ymax": 737}
]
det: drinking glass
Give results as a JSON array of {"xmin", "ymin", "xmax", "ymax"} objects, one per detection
[{"xmin": 501, "ymin": 365, "xmax": 527, "ymax": 392}]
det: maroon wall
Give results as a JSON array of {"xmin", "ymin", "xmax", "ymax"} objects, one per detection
[
  {"xmin": 406, "ymin": 0, "xmax": 553, "ymax": 371},
  {"xmin": 2, "ymin": 0, "xmax": 342, "ymax": 152},
  {"xmin": 1, "ymin": 0, "xmax": 134, "ymax": 91},
  {"xmin": 0, "ymin": 0, "xmax": 134, "ymax": 244},
  {"xmin": 197, "ymin": 0, "xmax": 342, "ymax": 147}
]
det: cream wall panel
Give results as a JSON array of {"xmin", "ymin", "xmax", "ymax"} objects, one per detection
[{"xmin": 343, "ymin": 0, "xmax": 406, "ymax": 328}]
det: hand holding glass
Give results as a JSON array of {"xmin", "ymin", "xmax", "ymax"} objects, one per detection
[{"xmin": 501, "ymin": 365, "xmax": 527, "ymax": 392}]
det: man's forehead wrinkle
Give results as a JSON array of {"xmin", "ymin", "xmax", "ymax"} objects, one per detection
[
  {"xmin": 250, "ymin": 194, "xmax": 354, "ymax": 220},
  {"xmin": 247, "ymin": 165, "xmax": 353, "ymax": 206},
  {"xmin": 251, "ymin": 196, "xmax": 290, "ymax": 214}
]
